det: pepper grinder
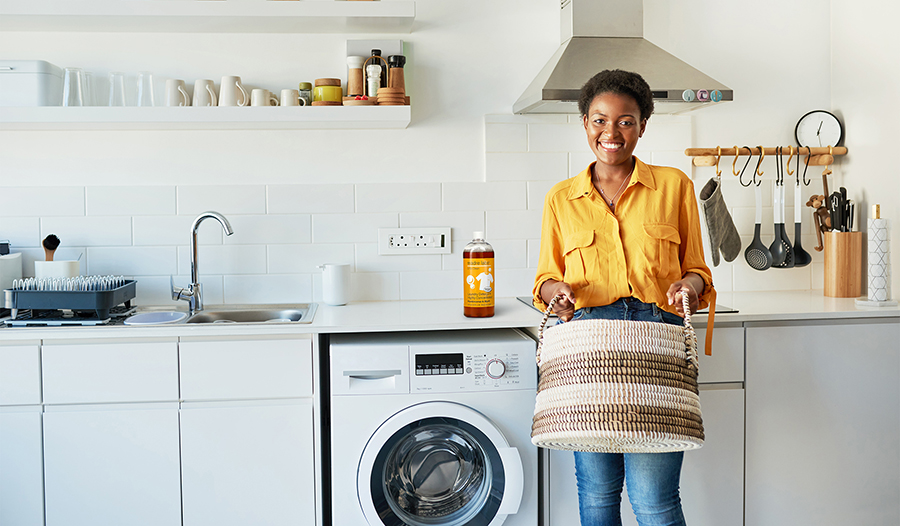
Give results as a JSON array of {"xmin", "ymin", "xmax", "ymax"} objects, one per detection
[
  {"xmin": 387, "ymin": 55, "xmax": 406, "ymax": 92},
  {"xmin": 346, "ymin": 55, "xmax": 365, "ymax": 98},
  {"xmin": 365, "ymin": 63, "xmax": 382, "ymax": 99}
]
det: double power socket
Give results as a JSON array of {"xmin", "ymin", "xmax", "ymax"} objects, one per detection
[{"xmin": 377, "ymin": 227, "xmax": 452, "ymax": 255}]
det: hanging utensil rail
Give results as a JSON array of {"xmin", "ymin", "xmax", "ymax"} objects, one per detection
[{"xmin": 686, "ymin": 146, "xmax": 847, "ymax": 167}]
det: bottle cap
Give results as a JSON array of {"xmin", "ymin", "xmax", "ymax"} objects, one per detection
[
  {"xmin": 388, "ymin": 55, "xmax": 407, "ymax": 68},
  {"xmin": 473, "ymin": 231, "xmax": 484, "ymax": 240},
  {"xmin": 298, "ymin": 82, "xmax": 312, "ymax": 90},
  {"xmin": 873, "ymin": 204, "xmax": 880, "ymax": 219},
  {"xmin": 371, "ymin": 49, "xmax": 382, "ymax": 56}
]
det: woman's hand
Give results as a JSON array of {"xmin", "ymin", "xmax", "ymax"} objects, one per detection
[
  {"xmin": 540, "ymin": 280, "xmax": 576, "ymax": 322},
  {"xmin": 666, "ymin": 273, "xmax": 704, "ymax": 316}
]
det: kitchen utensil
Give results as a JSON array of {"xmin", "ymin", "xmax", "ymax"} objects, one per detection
[
  {"xmin": 830, "ymin": 192, "xmax": 842, "ymax": 235},
  {"xmin": 165, "ymin": 79, "xmax": 190, "ymax": 107},
  {"xmin": 136, "ymin": 71, "xmax": 154, "ymax": 107},
  {"xmin": 250, "ymin": 88, "xmax": 278, "ymax": 107},
  {"xmin": 792, "ymin": 151, "xmax": 812, "ymax": 267},
  {"xmin": 840, "ymin": 187, "xmax": 848, "ymax": 231},
  {"xmin": 62, "ymin": 67, "xmax": 85, "ymax": 107},
  {"xmin": 108, "ymin": 71, "xmax": 127, "ymax": 106},
  {"xmin": 5, "ymin": 276, "xmax": 135, "ymax": 320},
  {"xmin": 824, "ymin": 231, "xmax": 862, "ymax": 297},
  {"xmin": 218, "ymin": 76, "xmax": 248, "ymax": 107},
  {"xmin": 192, "ymin": 79, "xmax": 217, "ymax": 107},
  {"xmin": 42, "ymin": 234, "xmax": 60, "ymax": 261},
  {"xmin": 769, "ymin": 147, "xmax": 794, "ymax": 268},
  {"xmin": 745, "ymin": 183, "xmax": 773, "ymax": 271},
  {"xmin": 347, "ymin": 55, "xmax": 365, "ymax": 97}
]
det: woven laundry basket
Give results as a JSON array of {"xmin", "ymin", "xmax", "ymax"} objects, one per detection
[{"xmin": 532, "ymin": 294, "xmax": 703, "ymax": 453}]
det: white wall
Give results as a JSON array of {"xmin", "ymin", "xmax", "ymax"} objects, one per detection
[
  {"xmin": 3, "ymin": 0, "xmax": 886, "ymax": 308},
  {"xmin": 831, "ymin": 0, "xmax": 900, "ymax": 297}
]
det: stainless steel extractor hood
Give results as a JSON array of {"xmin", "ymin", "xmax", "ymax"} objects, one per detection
[{"xmin": 514, "ymin": 0, "xmax": 732, "ymax": 115}]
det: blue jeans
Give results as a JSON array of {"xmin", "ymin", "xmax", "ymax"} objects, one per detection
[{"xmin": 561, "ymin": 298, "xmax": 688, "ymax": 526}]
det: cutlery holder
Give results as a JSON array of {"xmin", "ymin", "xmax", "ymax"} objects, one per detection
[{"xmin": 824, "ymin": 231, "xmax": 862, "ymax": 297}]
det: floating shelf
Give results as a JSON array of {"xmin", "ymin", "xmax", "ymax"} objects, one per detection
[
  {"xmin": 0, "ymin": 106, "xmax": 411, "ymax": 130},
  {"xmin": 0, "ymin": 0, "xmax": 416, "ymax": 33}
]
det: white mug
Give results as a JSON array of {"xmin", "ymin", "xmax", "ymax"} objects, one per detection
[
  {"xmin": 250, "ymin": 88, "xmax": 278, "ymax": 107},
  {"xmin": 280, "ymin": 89, "xmax": 301, "ymax": 106},
  {"xmin": 192, "ymin": 79, "xmax": 217, "ymax": 107},
  {"xmin": 319, "ymin": 263, "xmax": 350, "ymax": 306},
  {"xmin": 165, "ymin": 79, "xmax": 190, "ymax": 107},
  {"xmin": 219, "ymin": 75, "xmax": 248, "ymax": 107}
]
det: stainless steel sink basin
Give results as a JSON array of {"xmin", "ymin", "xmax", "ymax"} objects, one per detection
[{"xmin": 185, "ymin": 303, "xmax": 317, "ymax": 324}]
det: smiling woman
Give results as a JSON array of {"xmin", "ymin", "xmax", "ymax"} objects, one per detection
[{"xmin": 532, "ymin": 69, "xmax": 717, "ymax": 526}]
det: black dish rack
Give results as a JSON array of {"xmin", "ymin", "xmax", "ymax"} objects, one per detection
[{"xmin": 4, "ymin": 280, "xmax": 136, "ymax": 326}]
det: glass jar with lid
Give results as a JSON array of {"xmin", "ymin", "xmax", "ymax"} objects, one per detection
[{"xmin": 297, "ymin": 82, "xmax": 312, "ymax": 107}]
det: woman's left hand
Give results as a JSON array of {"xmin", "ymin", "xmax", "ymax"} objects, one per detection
[{"xmin": 666, "ymin": 274, "xmax": 703, "ymax": 316}]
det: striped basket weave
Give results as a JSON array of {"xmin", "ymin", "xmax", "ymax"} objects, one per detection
[{"xmin": 532, "ymin": 294, "xmax": 703, "ymax": 453}]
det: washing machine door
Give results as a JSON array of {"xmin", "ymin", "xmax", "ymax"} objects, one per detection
[{"xmin": 357, "ymin": 401, "xmax": 524, "ymax": 526}]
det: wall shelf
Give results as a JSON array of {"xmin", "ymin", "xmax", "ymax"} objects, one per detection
[
  {"xmin": 0, "ymin": 106, "xmax": 411, "ymax": 130},
  {"xmin": 0, "ymin": 0, "xmax": 416, "ymax": 33}
]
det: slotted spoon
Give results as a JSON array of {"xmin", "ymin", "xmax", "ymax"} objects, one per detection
[{"xmin": 745, "ymin": 183, "xmax": 773, "ymax": 271}]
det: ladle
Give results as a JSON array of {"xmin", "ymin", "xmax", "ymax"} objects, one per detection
[{"xmin": 743, "ymin": 147, "xmax": 773, "ymax": 271}]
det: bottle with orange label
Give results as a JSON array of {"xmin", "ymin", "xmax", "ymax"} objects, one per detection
[{"xmin": 463, "ymin": 231, "xmax": 494, "ymax": 317}]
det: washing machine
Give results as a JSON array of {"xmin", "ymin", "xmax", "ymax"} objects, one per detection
[{"xmin": 329, "ymin": 329, "xmax": 538, "ymax": 526}]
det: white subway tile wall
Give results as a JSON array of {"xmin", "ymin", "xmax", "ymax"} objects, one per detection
[{"xmin": 0, "ymin": 114, "xmax": 821, "ymax": 307}]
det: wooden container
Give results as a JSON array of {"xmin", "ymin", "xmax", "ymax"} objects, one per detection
[{"xmin": 824, "ymin": 231, "xmax": 862, "ymax": 297}]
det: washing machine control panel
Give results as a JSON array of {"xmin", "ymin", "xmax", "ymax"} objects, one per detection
[{"xmin": 410, "ymin": 344, "xmax": 534, "ymax": 392}]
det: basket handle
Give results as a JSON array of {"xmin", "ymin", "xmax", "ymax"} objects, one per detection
[{"xmin": 535, "ymin": 293, "xmax": 699, "ymax": 370}]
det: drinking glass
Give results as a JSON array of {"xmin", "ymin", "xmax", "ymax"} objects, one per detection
[
  {"xmin": 62, "ymin": 67, "xmax": 85, "ymax": 107},
  {"xmin": 83, "ymin": 71, "xmax": 95, "ymax": 106},
  {"xmin": 108, "ymin": 71, "xmax": 127, "ymax": 106},
  {"xmin": 136, "ymin": 71, "xmax": 155, "ymax": 107}
]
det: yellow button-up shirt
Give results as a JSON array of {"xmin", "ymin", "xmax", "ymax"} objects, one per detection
[{"xmin": 533, "ymin": 157, "xmax": 714, "ymax": 319}]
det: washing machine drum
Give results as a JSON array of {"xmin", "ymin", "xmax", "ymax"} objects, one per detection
[{"xmin": 357, "ymin": 401, "xmax": 524, "ymax": 526}]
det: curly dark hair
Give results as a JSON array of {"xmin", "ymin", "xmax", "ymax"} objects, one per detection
[{"xmin": 578, "ymin": 69, "xmax": 654, "ymax": 121}]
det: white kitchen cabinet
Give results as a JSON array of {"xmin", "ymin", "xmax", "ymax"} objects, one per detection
[
  {"xmin": 545, "ymin": 325, "xmax": 745, "ymax": 526},
  {"xmin": 181, "ymin": 400, "xmax": 316, "ymax": 526},
  {"xmin": 179, "ymin": 336, "xmax": 318, "ymax": 526},
  {"xmin": 0, "ymin": 407, "xmax": 44, "ymax": 526},
  {"xmin": 745, "ymin": 318, "xmax": 900, "ymax": 526},
  {"xmin": 0, "ymin": 342, "xmax": 44, "ymax": 526},
  {"xmin": 180, "ymin": 336, "xmax": 313, "ymax": 401},
  {"xmin": 43, "ymin": 404, "xmax": 182, "ymax": 526},
  {"xmin": 41, "ymin": 338, "xmax": 179, "ymax": 404}
]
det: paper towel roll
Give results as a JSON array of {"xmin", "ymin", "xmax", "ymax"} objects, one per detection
[
  {"xmin": 868, "ymin": 218, "xmax": 892, "ymax": 301},
  {"xmin": 0, "ymin": 253, "xmax": 23, "ymax": 290}
]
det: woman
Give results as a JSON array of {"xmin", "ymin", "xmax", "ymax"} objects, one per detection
[{"xmin": 532, "ymin": 69, "xmax": 715, "ymax": 526}]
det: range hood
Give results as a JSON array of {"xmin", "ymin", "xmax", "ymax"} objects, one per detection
[{"xmin": 514, "ymin": 0, "xmax": 732, "ymax": 115}]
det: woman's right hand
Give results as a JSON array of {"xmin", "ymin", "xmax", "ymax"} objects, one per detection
[{"xmin": 541, "ymin": 280, "xmax": 576, "ymax": 321}]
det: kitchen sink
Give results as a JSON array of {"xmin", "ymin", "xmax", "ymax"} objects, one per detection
[{"xmin": 185, "ymin": 303, "xmax": 317, "ymax": 324}]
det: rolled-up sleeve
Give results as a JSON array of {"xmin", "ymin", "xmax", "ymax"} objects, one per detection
[{"xmin": 532, "ymin": 191, "xmax": 565, "ymax": 310}]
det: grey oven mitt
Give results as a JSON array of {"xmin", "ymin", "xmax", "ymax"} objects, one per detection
[{"xmin": 699, "ymin": 177, "xmax": 741, "ymax": 266}]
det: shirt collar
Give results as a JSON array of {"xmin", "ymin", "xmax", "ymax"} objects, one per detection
[{"xmin": 567, "ymin": 156, "xmax": 657, "ymax": 200}]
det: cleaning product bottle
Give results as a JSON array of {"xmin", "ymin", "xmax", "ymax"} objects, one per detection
[{"xmin": 463, "ymin": 231, "xmax": 494, "ymax": 317}]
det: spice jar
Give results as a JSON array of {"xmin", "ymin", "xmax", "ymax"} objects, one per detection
[
  {"xmin": 297, "ymin": 82, "xmax": 312, "ymax": 107},
  {"xmin": 387, "ymin": 54, "xmax": 406, "ymax": 92},
  {"xmin": 346, "ymin": 56, "xmax": 364, "ymax": 98}
]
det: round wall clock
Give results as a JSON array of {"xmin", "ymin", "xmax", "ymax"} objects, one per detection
[{"xmin": 795, "ymin": 110, "xmax": 843, "ymax": 148}]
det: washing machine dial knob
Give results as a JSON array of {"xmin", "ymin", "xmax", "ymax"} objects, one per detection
[{"xmin": 486, "ymin": 358, "xmax": 506, "ymax": 379}]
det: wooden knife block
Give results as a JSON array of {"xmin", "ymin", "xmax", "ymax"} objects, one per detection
[{"xmin": 824, "ymin": 231, "xmax": 862, "ymax": 297}]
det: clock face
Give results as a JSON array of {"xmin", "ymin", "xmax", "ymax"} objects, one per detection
[{"xmin": 795, "ymin": 110, "xmax": 843, "ymax": 148}]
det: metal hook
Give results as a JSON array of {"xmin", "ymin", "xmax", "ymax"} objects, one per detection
[
  {"xmin": 801, "ymin": 146, "xmax": 812, "ymax": 186},
  {"xmin": 753, "ymin": 146, "xmax": 765, "ymax": 186},
  {"xmin": 732, "ymin": 145, "xmax": 741, "ymax": 176},
  {"xmin": 786, "ymin": 145, "xmax": 795, "ymax": 176},
  {"xmin": 738, "ymin": 146, "xmax": 755, "ymax": 187},
  {"xmin": 714, "ymin": 146, "xmax": 722, "ymax": 178}
]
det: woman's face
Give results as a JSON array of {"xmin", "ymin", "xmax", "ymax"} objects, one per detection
[{"xmin": 582, "ymin": 92, "xmax": 646, "ymax": 169}]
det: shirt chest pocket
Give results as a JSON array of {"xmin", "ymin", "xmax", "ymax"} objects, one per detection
[
  {"xmin": 563, "ymin": 229, "xmax": 599, "ymax": 287},
  {"xmin": 643, "ymin": 223, "xmax": 681, "ymax": 279}
]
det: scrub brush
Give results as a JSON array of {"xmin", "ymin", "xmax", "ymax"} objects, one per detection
[{"xmin": 43, "ymin": 234, "xmax": 60, "ymax": 261}]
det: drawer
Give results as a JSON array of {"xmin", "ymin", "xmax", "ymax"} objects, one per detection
[
  {"xmin": 0, "ymin": 343, "xmax": 41, "ymax": 405},
  {"xmin": 180, "ymin": 337, "xmax": 312, "ymax": 401},
  {"xmin": 42, "ymin": 339, "xmax": 179, "ymax": 404},
  {"xmin": 694, "ymin": 325, "xmax": 744, "ymax": 384}
]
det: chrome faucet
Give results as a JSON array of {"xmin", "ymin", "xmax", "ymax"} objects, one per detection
[{"xmin": 172, "ymin": 211, "xmax": 234, "ymax": 314}]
